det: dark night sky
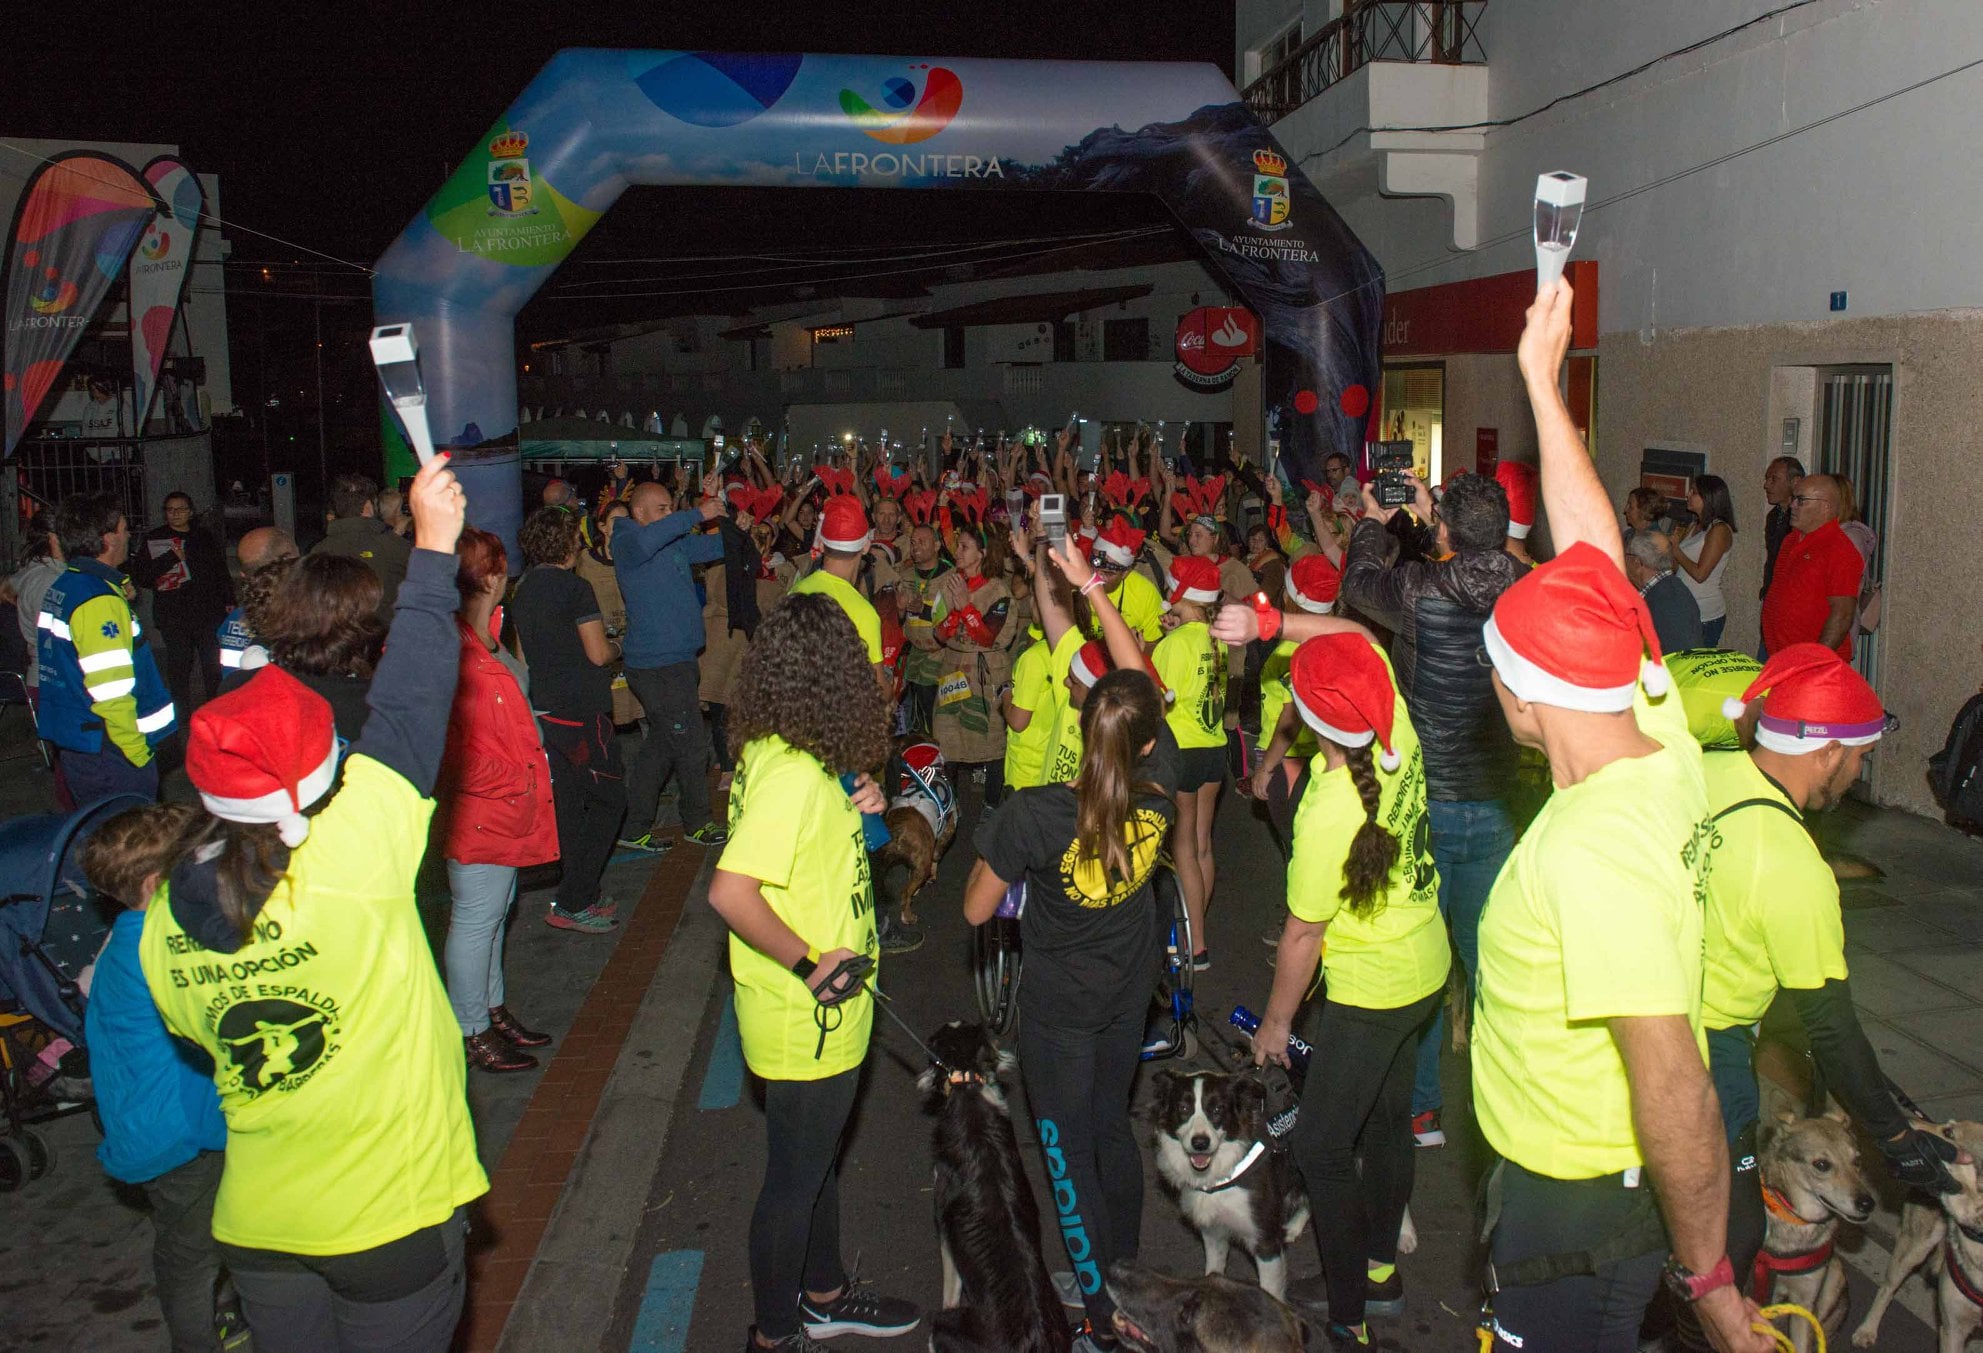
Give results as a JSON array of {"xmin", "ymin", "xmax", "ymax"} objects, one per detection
[{"xmin": 0, "ymin": 3, "xmax": 1235, "ymax": 279}]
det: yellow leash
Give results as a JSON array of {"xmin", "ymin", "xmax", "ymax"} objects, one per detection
[{"xmin": 1756, "ymin": 1303, "xmax": 1823, "ymax": 1353}]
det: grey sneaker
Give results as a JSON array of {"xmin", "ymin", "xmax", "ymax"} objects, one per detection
[
  {"xmin": 685, "ymin": 821, "xmax": 730, "ymax": 847},
  {"xmin": 546, "ymin": 905, "xmax": 615, "ymax": 933},
  {"xmin": 877, "ymin": 923, "xmax": 924, "ymax": 956},
  {"xmin": 616, "ymin": 831, "xmax": 673, "ymax": 854}
]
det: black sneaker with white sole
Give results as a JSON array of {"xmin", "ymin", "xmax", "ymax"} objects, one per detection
[
  {"xmin": 797, "ymin": 1280, "xmax": 920, "ymax": 1338},
  {"xmin": 743, "ymin": 1327, "xmax": 832, "ymax": 1352}
]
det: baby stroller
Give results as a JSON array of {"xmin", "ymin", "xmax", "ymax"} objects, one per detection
[{"xmin": 0, "ymin": 793, "xmax": 144, "ymax": 1191}]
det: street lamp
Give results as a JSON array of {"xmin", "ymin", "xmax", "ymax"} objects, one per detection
[{"xmin": 368, "ymin": 324, "xmax": 437, "ymax": 465}]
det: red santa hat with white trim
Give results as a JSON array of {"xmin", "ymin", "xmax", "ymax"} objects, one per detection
[
  {"xmin": 1285, "ymin": 553, "xmax": 1341, "ymax": 614},
  {"xmin": 1495, "ymin": 460, "xmax": 1537, "ymax": 539},
  {"xmin": 185, "ymin": 666, "xmax": 339, "ymax": 848},
  {"xmin": 1720, "ymin": 642, "xmax": 1891, "ymax": 756},
  {"xmin": 815, "ymin": 495, "xmax": 874, "ymax": 553},
  {"xmin": 1289, "ymin": 633, "xmax": 1402, "ymax": 771},
  {"xmin": 1483, "ymin": 541, "xmax": 1669, "ymax": 711},
  {"xmin": 1070, "ymin": 640, "xmax": 1111, "ymax": 689},
  {"xmin": 1164, "ymin": 555, "xmax": 1222, "ymax": 606},
  {"xmin": 1092, "ymin": 518, "xmax": 1146, "ymax": 569}
]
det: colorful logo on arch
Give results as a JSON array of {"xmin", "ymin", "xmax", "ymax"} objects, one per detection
[{"xmin": 839, "ymin": 65, "xmax": 962, "ymax": 145}]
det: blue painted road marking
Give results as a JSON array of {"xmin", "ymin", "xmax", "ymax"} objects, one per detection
[
  {"xmin": 629, "ymin": 1249, "xmax": 704, "ymax": 1353},
  {"xmin": 697, "ymin": 987, "xmax": 744, "ymax": 1111}
]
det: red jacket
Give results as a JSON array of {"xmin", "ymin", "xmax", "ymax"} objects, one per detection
[{"xmin": 435, "ymin": 616, "xmax": 559, "ymax": 867}]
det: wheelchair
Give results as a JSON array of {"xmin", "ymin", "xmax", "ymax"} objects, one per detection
[{"xmin": 971, "ymin": 860, "xmax": 1197, "ymax": 1061}]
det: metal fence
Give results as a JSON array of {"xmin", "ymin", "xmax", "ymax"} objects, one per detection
[{"xmin": 1242, "ymin": 1, "xmax": 1489, "ymax": 124}]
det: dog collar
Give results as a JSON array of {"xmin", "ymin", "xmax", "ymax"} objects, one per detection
[
  {"xmin": 1195, "ymin": 1140, "xmax": 1267, "ymax": 1193},
  {"xmin": 1946, "ymin": 1231, "xmax": 1983, "ymax": 1309},
  {"xmin": 1759, "ymin": 1183, "xmax": 1816, "ymax": 1226},
  {"xmin": 1749, "ymin": 1238, "xmax": 1834, "ymax": 1303},
  {"xmin": 943, "ymin": 1070, "xmax": 986, "ymax": 1088}
]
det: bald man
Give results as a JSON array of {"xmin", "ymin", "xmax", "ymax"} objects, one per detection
[
  {"xmin": 1762, "ymin": 475, "xmax": 1863, "ymax": 660},
  {"xmin": 218, "ymin": 528, "xmax": 300, "ymax": 681}
]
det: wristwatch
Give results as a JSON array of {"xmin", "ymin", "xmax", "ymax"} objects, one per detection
[
  {"xmin": 790, "ymin": 948, "xmax": 820, "ymax": 983},
  {"xmin": 1661, "ymin": 1254, "xmax": 1735, "ymax": 1303}
]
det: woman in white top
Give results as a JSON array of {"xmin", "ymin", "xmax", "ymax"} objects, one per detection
[{"xmin": 1674, "ymin": 473, "xmax": 1736, "ymax": 646}]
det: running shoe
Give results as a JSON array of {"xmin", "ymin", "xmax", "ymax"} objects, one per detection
[
  {"xmin": 878, "ymin": 923, "xmax": 925, "ymax": 956},
  {"xmin": 1411, "ymin": 1109, "xmax": 1446, "ymax": 1148},
  {"xmin": 684, "ymin": 821, "xmax": 730, "ymax": 847},
  {"xmin": 1364, "ymin": 1269, "xmax": 1405, "ymax": 1317},
  {"xmin": 1323, "ymin": 1321, "xmax": 1370, "ymax": 1349},
  {"xmin": 1052, "ymin": 1270, "xmax": 1086, "ymax": 1309},
  {"xmin": 616, "ymin": 831, "xmax": 673, "ymax": 854},
  {"xmin": 797, "ymin": 1280, "xmax": 920, "ymax": 1338},
  {"xmin": 546, "ymin": 905, "xmax": 615, "ymax": 934},
  {"xmin": 1189, "ymin": 949, "xmax": 1212, "ymax": 973},
  {"xmin": 742, "ymin": 1328, "xmax": 832, "ymax": 1353}
]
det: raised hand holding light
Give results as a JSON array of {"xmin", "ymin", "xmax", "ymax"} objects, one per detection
[
  {"xmin": 369, "ymin": 324, "xmax": 438, "ymax": 465},
  {"xmin": 1534, "ymin": 171, "xmax": 1587, "ymax": 296}
]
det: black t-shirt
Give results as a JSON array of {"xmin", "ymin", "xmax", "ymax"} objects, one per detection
[
  {"xmin": 512, "ymin": 564, "xmax": 610, "ymax": 718},
  {"xmin": 976, "ymin": 724, "xmax": 1180, "ymax": 1027}
]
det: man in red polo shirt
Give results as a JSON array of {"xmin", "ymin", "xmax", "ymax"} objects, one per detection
[{"xmin": 1761, "ymin": 474, "xmax": 1863, "ymax": 660}]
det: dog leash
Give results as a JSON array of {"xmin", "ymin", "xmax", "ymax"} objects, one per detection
[
  {"xmin": 860, "ymin": 979, "xmax": 958, "ymax": 1077},
  {"xmin": 1754, "ymin": 1304, "xmax": 1822, "ymax": 1353}
]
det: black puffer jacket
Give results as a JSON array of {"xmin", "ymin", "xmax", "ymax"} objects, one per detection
[{"xmin": 1340, "ymin": 518, "xmax": 1524, "ymax": 802}]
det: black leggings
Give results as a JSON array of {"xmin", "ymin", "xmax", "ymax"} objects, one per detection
[
  {"xmin": 1020, "ymin": 1004, "xmax": 1146, "ymax": 1331},
  {"xmin": 1290, "ymin": 990, "xmax": 1440, "ymax": 1327},
  {"xmin": 750, "ymin": 1067, "xmax": 859, "ymax": 1339}
]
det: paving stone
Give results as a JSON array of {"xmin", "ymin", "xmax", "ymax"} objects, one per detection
[
  {"xmin": 1888, "ymin": 1007, "xmax": 1983, "ymax": 1076},
  {"xmin": 1887, "ymin": 945, "xmax": 1983, "ymax": 1003},
  {"xmin": 1858, "ymin": 1016, "xmax": 1983, "ymax": 1101},
  {"xmin": 1846, "ymin": 949, "xmax": 1977, "ymax": 1017},
  {"xmin": 1842, "ymin": 908, "xmax": 1951, "ymax": 953}
]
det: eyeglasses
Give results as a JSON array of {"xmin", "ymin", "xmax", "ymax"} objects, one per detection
[{"xmin": 1790, "ymin": 494, "xmax": 1826, "ymax": 505}]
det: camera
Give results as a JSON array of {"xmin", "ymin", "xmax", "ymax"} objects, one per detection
[{"xmin": 1372, "ymin": 441, "xmax": 1416, "ymax": 509}]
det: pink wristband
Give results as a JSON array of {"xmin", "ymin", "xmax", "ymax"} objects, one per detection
[{"xmin": 1079, "ymin": 576, "xmax": 1105, "ymax": 596}]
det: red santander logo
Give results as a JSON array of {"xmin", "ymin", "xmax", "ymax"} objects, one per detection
[{"xmin": 1174, "ymin": 307, "xmax": 1258, "ymax": 391}]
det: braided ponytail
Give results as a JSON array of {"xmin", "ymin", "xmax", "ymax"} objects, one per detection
[{"xmin": 1340, "ymin": 743, "xmax": 1400, "ymax": 917}]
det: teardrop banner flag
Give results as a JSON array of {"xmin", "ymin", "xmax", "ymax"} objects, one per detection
[
  {"xmin": 2, "ymin": 152, "xmax": 159, "ymax": 456},
  {"xmin": 129, "ymin": 157, "xmax": 205, "ymax": 433}
]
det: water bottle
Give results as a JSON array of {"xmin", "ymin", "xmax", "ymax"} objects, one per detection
[
  {"xmin": 1230, "ymin": 1005, "xmax": 1312, "ymax": 1072},
  {"xmin": 840, "ymin": 772, "xmax": 891, "ymax": 851},
  {"xmin": 994, "ymin": 879, "xmax": 1026, "ymax": 919}
]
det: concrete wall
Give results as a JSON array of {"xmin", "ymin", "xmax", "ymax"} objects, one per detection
[{"xmin": 1594, "ymin": 310, "xmax": 1983, "ymax": 816}]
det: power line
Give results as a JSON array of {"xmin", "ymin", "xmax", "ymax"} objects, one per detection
[{"xmin": 0, "ymin": 140, "xmax": 378, "ymax": 275}]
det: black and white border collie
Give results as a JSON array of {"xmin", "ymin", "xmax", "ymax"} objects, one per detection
[
  {"xmin": 1151, "ymin": 1070, "xmax": 1311, "ymax": 1301},
  {"xmin": 919, "ymin": 1021, "xmax": 1071, "ymax": 1353}
]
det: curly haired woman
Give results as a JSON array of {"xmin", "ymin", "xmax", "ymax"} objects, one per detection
[{"xmin": 706, "ymin": 593, "xmax": 920, "ymax": 1351}]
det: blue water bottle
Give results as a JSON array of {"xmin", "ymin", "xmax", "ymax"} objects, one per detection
[
  {"xmin": 841, "ymin": 772, "xmax": 891, "ymax": 851},
  {"xmin": 1229, "ymin": 1005, "xmax": 1313, "ymax": 1072}
]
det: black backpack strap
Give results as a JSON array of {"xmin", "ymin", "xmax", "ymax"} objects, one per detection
[{"xmin": 1712, "ymin": 796, "xmax": 1803, "ymax": 827}]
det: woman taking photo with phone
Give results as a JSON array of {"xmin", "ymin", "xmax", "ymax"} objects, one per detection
[
  {"xmin": 1250, "ymin": 629, "xmax": 1448, "ymax": 1350},
  {"xmin": 964, "ymin": 536, "xmax": 1173, "ymax": 1352},
  {"xmin": 706, "ymin": 593, "xmax": 919, "ymax": 1352}
]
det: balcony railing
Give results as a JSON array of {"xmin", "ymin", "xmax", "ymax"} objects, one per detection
[{"xmin": 1242, "ymin": 1, "xmax": 1488, "ymax": 123}]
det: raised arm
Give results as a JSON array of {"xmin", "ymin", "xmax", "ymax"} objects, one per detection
[
  {"xmin": 1518, "ymin": 281, "xmax": 1620, "ymax": 569},
  {"xmin": 1210, "ymin": 599, "xmax": 1375, "ymax": 649},
  {"xmin": 1044, "ymin": 536, "xmax": 1142, "ymax": 676}
]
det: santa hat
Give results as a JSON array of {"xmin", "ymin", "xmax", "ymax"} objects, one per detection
[
  {"xmin": 816, "ymin": 495, "xmax": 873, "ymax": 553},
  {"xmin": 1496, "ymin": 461, "xmax": 1537, "ymax": 539},
  {"xmin": 1286, "ymin": 554, "xmax": 1341, "ymax": 614},
  {"xmin": 1289, "ymin": 634, "xmax": 1402, "ymax": 771},
  {"xmin": 1164, "ymin": 555, "xmax": 1222, "ymax": 606},
  {"xmin": 1721, "ymin": 642, "xmax": 1891, "ymax": 756},
  {"xmin": 1092, "ymin": 518, "xmax": 1145, "ymax": 569},
  {"xmin": 1070, "ymin": 640, "xmax": 1111, "ymax": 689},
  {"xmin": 1483, "ymin": 541, "xmax": 1669, "ymax": 712},
  {"xmin": 186, "ymin": 666, "xmax": 339, "ymax": 848}
]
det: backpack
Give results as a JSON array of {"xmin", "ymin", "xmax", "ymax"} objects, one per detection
[{"xmin": 1928, "ymin": 692, "xmax": 1983, "ymax": 830}]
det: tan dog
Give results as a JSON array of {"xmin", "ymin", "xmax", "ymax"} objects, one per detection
[
  {"xmin": 1853, "ymin": 1120, "xmax": 1983, "ymax": 1351},
  {"xmin": 1106, "ymin": 1261, "xmax": 1306, "ymax": 1353},
  {"xmin": 1753, "ymin": 1103, "xmax": 1875, "ymax": 1351}
]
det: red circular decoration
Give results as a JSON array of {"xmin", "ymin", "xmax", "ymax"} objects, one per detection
[
  {"xmin": 1292, "ymin": 389, "xmax": 1320, "ymax": 416},
  {"xmin": 1338, "ymin": 384, "xmax": 1370, "ymax": 418}
]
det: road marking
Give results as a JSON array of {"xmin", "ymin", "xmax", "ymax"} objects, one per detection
[
  {"xmin": 629, "ymin": 1249, "xmax": 704, "ymax": 1353},
  {"xmin": 1838, "ymin": 1228, "xmax": 1936, "ymax": 1332},
  {"xmin": 697, "ymin": 989, "xmax": 744, "ymax": 1110}
]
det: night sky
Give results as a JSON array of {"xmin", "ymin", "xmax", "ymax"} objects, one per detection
[{"xmin": 0, "ymin": 2, "xmax": 1234, "ymax": 489}]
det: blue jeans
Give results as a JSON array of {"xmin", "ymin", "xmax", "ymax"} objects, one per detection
[
  {"xmin": 1702, "ymin": 616, "xmax": 1727, "ymax": 647},
  {"xmin": 444, "ymin": 861, "xmax": 517, "ymax": 1035},
  {"xmin": 1412, "ymin": 798, "xmax": 1515, "ymax": 1116}
]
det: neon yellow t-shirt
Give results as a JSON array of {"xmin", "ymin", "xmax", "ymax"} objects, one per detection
[
  {"xmin": 1285, "ymin": 646, "xmax": 1448, "ymax": 1010},
  {"xmin": 1257, "ymin": 640, "xmax": 1318, "ymax": 761},
  {"xmin": 789, "ymin": 568, "xmax": 883, "ymax": 664},
  {"xmin": 141, "ymin": 755, "xmax": 488, "ymax": 1254},
  {"xmin": 1700, "ymin": 750, "xmax": 1846, "ymax": 1031},
  {"xmin": 718, "ymin": 735, "xmax": 876, "ymax": 1080},
  {"xmin": 1664, "ymin": 648, "xmax": 1762, "ymax": 750},
  {"xmin": 1041, "ymin": 628, "xmax": 1089, "ymax": 785},
  {"xmin": 1151, "ymin": 620, "xmax": 1227, "ymax": 750},
  {"xmin": 1470, "ymin": 683, "xmax": 1713, "ymax": 1180},
  {"xmin": 1004, "ymin": 639, "xmax": 1058, "ymax": 791},
  {"xmin": 1083, "ymin": 569, "xmax": 1164, "ymax": 644}
]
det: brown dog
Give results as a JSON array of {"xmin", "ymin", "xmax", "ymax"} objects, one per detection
[
  {"xmin": 1107, "ymin": 1261, "xmax": 1307, "ymax": 1353},
  {"xmin": 1854, "ymin": 1120, "xmax": 1983, "ymax": 1352},
  {"xmin": 871, "ymin": 740, "xmax": 955, "ymax": 927},
  {"xmin": 1752, "ymin": 1102, "xmax": 1875, "ymax": 1351}
]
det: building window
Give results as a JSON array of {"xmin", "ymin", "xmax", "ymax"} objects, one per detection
[
  {"xmin": 1380, "ymin": 363, "xmax": 1445, "ymax": 485},
  {"xmin": 1102, "ymin": 317, "xmax": 1149, "ymax": 363},
  {"xmin": 1053, "ymin": 321, "xmax": 1076, "ymax": 363},
  {"xmin": 942, "ymin": 325, "xmax": 965, "ymax": 369}
]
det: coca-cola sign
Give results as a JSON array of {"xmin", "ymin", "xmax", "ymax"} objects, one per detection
[{"xmin": 1173, "ymin": 306, "xmax": 1258, "ymax": 391}]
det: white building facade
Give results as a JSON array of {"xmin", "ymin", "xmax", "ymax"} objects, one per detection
[{"xmin": 1236, "ymin": 0, "xmax": 1983, "ymax": 817}]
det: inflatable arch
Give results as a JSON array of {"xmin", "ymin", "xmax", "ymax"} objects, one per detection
[{"xmin": 374, "ymin": 49, "xmax": 1384, "ymax": 550}]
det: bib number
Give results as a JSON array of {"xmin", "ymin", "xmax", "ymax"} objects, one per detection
[{"xmin": 936, "ymin": 671, "xmax": 972, "ymax": 707}]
